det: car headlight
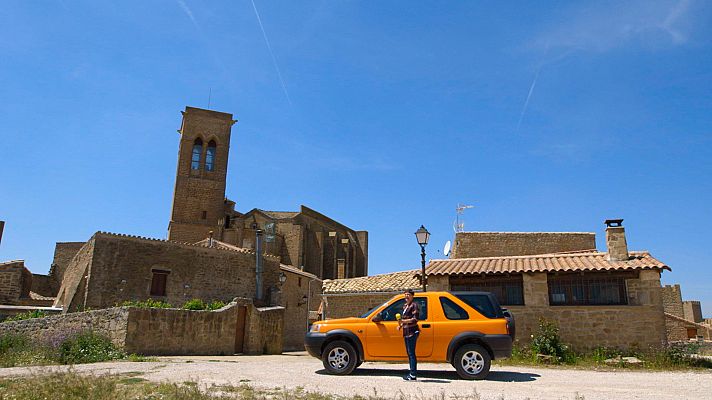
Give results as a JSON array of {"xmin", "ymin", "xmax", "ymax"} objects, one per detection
[{"xmin": 310, "ymin": 324, "xmax": 322, "ymax": 333}]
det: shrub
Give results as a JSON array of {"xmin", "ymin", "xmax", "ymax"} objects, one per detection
[
  {"xmin": 0, "ymin": 333, "xmax": 29, "ymax": 354},
  {"xmin": 58, "ymin": 331, "xmax": 124, "ymax": 364},
  {"xmin": 182, "ymin": 299, "xmax": 226, "ymax": 311},
  {"xmin": 530, "ymin": 318, "xmax": 571, "ymax": 363},
  {"xmin": 206, "ymin": 300, "xmax": 226, "ymax": 310},
  {"xmin": 4, "ymin": 310, "xmax": 48, "ymax": 322},
  {"xmin": 182, "ymin": 299, "xmax": 207, "ymax": 310},
  {"xmin": 121, "ymin": 299, "xmax": 173, "ymax": 309}
]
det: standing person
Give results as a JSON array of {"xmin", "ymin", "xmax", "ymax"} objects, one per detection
[{"xmin": 398, "ymin": 289, "xmax": 420, "ymax": 381}]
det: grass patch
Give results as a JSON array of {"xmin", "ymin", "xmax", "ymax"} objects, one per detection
[{"xmin": 0, "ymin": 331, "xmax": 129, "ymax": 368}]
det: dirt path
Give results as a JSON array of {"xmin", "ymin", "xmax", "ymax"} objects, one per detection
[{"xmin": 0, "ymin": 352, "xmax": 709, "ymax": 400}]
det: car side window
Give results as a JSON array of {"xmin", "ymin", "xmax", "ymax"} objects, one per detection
[
  {"xmin": 380, "ymin": 299, "xmax": 405, "ymax": 321},
  {"xmin": 379, "ymin": 297, "xmax": 428, "ymax": 321},
  {"xmin": 440, "ymin": 297, "xmax": 469, "ymax": 320}
]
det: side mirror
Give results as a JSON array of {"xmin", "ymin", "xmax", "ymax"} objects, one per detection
[{"xmin": 372, "ymin": 313, "xmax": 383, "ymax": 323}]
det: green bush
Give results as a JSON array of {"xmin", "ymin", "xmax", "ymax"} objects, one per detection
[
  {"xmin": 181, "ymin": 299, "xmax": 226, "ymax": 311},
  {"xmin": 58, "ymin": 331, "xmax": 124, "ymax": 365},
  {"xmin": 4, "ymin": 310, "xmax": 48, "ymax": 322},
  {"xmin": 206, "ymin": 300, "xmax": 226, "ymax": 310},
  {"xmin": 530, "ymin": 318, "xmax": 571, "ymax": 363},
  {"xmin": 121, "ymin": 299, "xmax": 173, "ymax": 309},
  {"xmin": 182, "ymin": 299, "xmax": 207, "ymax": 310}
]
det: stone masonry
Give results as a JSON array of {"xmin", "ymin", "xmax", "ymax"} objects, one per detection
[{"xmin": 451, "ymin": 232, "xmax": 596, "ymax": 259}]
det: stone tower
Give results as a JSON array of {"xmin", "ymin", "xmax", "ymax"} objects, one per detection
[{"xmin": 167, "ymin": 106, "xmax": 236, "ymax": 243}]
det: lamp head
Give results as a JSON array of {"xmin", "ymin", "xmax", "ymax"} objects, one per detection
[{"xmin": 415, "ymin": 225, "xmax": 430, "ymax": 246}]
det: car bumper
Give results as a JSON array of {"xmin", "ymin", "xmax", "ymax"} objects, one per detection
[
  {"xmin": 304, "ymin": 332, "xmax": 327, "ymax": 358},
  {"xmin": 485, "ymin": 334, "xmax": 513, "ymax": 359}
]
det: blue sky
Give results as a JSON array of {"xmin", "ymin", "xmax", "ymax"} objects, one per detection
[{"xmin": 1, "ymin": 1, "xmax": 710, "ymax": 316}]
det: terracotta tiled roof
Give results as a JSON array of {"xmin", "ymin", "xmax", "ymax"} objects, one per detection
[
  {"xmin": 426, "ymin": 251, "xmax": 670, "ymax": 275},
  {"xmin": 323, "ymin": 270, "xmax": 420, "ymax": 294}
]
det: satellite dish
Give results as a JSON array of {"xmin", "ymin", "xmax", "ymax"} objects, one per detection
[{"xmin": 443, "ymin": 241, "xmax": 452, "ymax": 257}]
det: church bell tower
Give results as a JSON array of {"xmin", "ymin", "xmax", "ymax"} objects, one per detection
[{"xmin": 167, "ymin": 106, "xmax": 236, "ymax": 243}]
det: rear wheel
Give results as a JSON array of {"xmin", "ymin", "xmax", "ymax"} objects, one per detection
[
  {"xmin": 453, "ymin": 344, "xmax": 491, "ymax": 380},
  {"xmin": 322, "ymin": 340, "xmax": 357, "ymax": 375}
]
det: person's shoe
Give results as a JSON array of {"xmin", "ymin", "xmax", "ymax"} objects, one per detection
[{"xmin": 403, "ymin": 374, "xmax": 417, "ymax": 381}]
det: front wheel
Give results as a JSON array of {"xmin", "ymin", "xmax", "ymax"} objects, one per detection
[
  {"xmin": 453, "ymin": 344, "xmax": 491, "ymax": 380},
  {"xmin": 322, "ymin": 340, "xmax": 357, "ymax": 375}
]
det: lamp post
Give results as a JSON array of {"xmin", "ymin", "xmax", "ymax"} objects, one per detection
[{"xmin": 415, "ymin": 225, "xmax": 430, "ymax": 292}]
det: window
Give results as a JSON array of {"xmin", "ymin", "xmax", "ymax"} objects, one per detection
[
  {"xmin": 150, "ymin": 270, "xmax": 169, "ymax": 297},
  {"xmin": 548, "ymin": 271, "xmax": 635, "ymax": 306},
  {"xmin": 191, "ymin": 138, "xmax": 203, "ymax": 170},
  {"xmin": 201, "ymin": 210, "xmax": 207, "ymax": 220},
  {"xmin": 450, "ymin": 274, "xmax": 524, "ymax": 305},
  {"xmin": 205, "ymin": 140, "xmax": 216, "ymax": 171},
  {"xmin": 440, "ymin": 297, "xmax": 469, "ymax": 320},
  {"xmin": 454, "ymin": 293, "xmax": 503, "ymax": 319},
  {"xmin": 379, "ymin": 298, "xmax": 428, "ymax": 321}
]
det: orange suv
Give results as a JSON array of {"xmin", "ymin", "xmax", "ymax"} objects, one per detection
[{"xmin": 305, "ymin": 291, "xmax": 514, "ymax": 380}]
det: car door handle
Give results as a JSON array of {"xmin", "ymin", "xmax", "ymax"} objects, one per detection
[{"xmin": 421, "ymin": 324, "xmax": 431, "ymax": 328}]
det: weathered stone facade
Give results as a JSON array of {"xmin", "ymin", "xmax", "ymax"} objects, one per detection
[
  {"xmin": 54, "ymin": 232, "xmax": 281, "ymax": 312},
  {"xmin": 451, "ymin": 232, "xmax": 595, "ymax": 259},
  {"xmin": 279, "ymin": 266, "xmax": 322, "ymax": 351}
]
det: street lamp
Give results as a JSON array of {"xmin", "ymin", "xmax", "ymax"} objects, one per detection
[{"xmin": 415, "ymin": 225, "xmax": 430, "ymax": 292}]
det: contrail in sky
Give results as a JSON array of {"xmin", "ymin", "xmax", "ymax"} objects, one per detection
[
  {"xmin": 250, "ymin": 0, "xmax": 292, "ymax": 105},
  {"xmin": 516, "ymin": 66, "xmax": 541, "ymax": 133},
  {"xmin": 177, "ymin": 0, "xmax": 201, "ymax": 33},
  {"xmin": 516, "ymin": 42, "xmax": 550, "ymax": 133}
]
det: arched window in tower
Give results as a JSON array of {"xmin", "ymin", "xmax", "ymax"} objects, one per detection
[
  {"xmin": 205, "ymin": 140, "xmax": 217, "ymax": 171},
  {"xmin": 191, "ymin": 138, "xmax": 203, "ymax": 170}
]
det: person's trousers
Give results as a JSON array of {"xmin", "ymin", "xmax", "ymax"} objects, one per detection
[{"xmin": 404, "ymin": 332, "xmax": 419, "ymax": 377}]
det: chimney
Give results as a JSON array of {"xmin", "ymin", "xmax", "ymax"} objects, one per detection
[{"xmin": 604, "ymin": 219, "xmax": 629, "ymax": 261}]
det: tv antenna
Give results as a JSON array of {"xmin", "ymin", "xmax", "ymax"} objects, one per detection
[{"xmin": 453, "ymin": 203, "xmax": 474, "ymax": 233}]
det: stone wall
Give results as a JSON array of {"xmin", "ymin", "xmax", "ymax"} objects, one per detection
[
  {"xmin": 50, "ymin": 242, "xmax": 85, "ymax": 290},
  {"xmin": 279, "ymin": 267, "xmax": 321, "ymax": 351},
  {"xmin": 125, "ymin": 304, "xmax": 239, "ymax": 356},
  {"xmin": 30, "ymin": 274, "xmax": 54, "ymax": 298},
  {"xmin": 451, "ymin": 232, "xmax": 596, "ymax": 258},
  {"xmin": 0, "ymin": 261, "xmax": 31, "ymax": 305},
  {"xmin": 0, "ymin": 307, "xmax": 129, "ymax": 348},
  {"xmin": 662, "ymin": 284, "xmax": 688, "ymax": 342},
  {"xmin": 54, "ymin": 233, "xmax": 280, "ymax": 312},
  {"xmin": 244, "ymin": 306, "xmax": 284, "ymax": 355},
  {"xmin": 0, "ymin": 299, "xmax": 284, "ymax": 355},
  {"xmin": 683, "ymin": 301, "xmax": 703, "ymax": 323}
]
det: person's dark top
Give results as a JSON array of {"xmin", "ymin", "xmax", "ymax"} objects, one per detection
[{"xmin": 401, "ymin": 301, "xmax": 420, "ymax": 337}]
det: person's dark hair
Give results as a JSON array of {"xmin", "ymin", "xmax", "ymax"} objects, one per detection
[{"xmin": 404, "ymin": 289, "xmax": 415, "ymax": 295}]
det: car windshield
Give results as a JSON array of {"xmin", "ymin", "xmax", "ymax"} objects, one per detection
[{"xmin": 359, "ymin": 302, "xmax": 388, "ymax": 318}]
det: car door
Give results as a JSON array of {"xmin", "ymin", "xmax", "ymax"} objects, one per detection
[
  {"xmin": 365, "ymin": 299, "xmax": 406, "ymax": 358},
  {"xmin": 365, "ymin": 297, "xmax": 434, "ymax": 358}
]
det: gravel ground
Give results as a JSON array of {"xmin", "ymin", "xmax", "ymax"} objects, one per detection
[{"xmin": 0, "ymin": 352, "xmax": 709, "ymax": 400}]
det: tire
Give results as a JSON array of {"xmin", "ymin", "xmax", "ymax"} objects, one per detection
[
  {"xmin": 453, "ymin": 344, "xmax": 491, "ymax": 380},
  {"xmin": 322, "ymin": 340, "xmax": 358, "ymax": 375}
]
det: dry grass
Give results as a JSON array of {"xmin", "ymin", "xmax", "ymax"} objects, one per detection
[{"xmin": 0, "ymin": 371, "xmax": 586, "ymax": 400}]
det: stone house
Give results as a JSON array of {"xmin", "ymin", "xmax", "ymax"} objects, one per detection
[{"xmin": 323, "ymin": 220, "xmax": 680, "ymax": 351}]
